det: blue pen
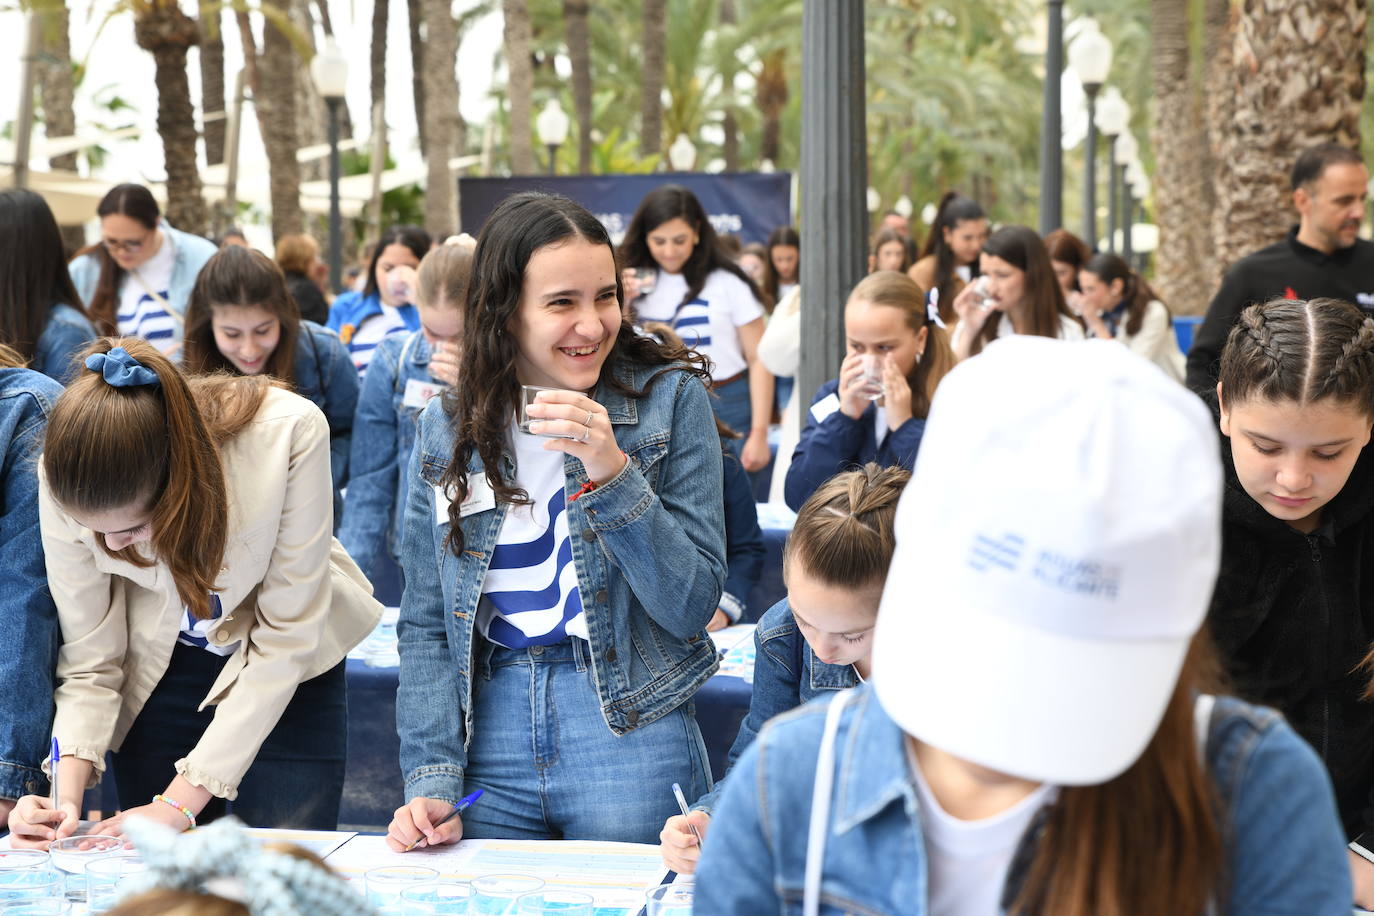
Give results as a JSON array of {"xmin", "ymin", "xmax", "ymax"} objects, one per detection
[
  {"xmin": 48, "ymin": 737, "xmax": 60, "ymax": 814},
  {"xmin": 405, "ymin": 789, "xmax": 483, "ymax": 851}
]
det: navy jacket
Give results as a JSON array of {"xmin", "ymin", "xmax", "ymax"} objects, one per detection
[
  {"xmin": 721, "ymin": 446, "xmax": 764, "ymax": 622},
  {"xmin": 784, "ymin": 379, "xmax": 926, "ymax": 511}
]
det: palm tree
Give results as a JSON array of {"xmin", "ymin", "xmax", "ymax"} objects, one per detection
[
  {"xmin": 1212, "ymin": 0, "xmax": 1367, "ymax": 274},
  {"xmin": 34, "ymin": 2, "xmax": 86, "ymax": 250},
  {"xmin": 503, "ymin": 0, "xmax": 536, "ymax": 173},
  {"xmin": 1205, "ymin": 0, "xmax": 1235, "ymax": 287},
  {"xmin": 1150, "ymin": 0, "xmax": 1211, "ymax": 314},
  {"xmin": 409, "ymin": 0, "xmax": 428, "ymax": 157},
  {"xmin": 253, "ymin": 7, "xmax": 306, "ymax": 240},
  {"xmin": 564, "ymin": 0, "xmax": 593, "ymax": 173},
  {"xmin": 756, "ymin": 48, "xmax": 787, "ymax": 165},
  {"xmin": 133, "ymin": 0, "xmax": 208, "ymax": 236},
  {"xmin": 199, "ymin": 5, "xmax": 226, "ymax": 166},
  {"xmin": 421, "ymin": 0, "xmax": 461, "ymax": 236},
  {"xmin": 640, "ymin": 0, "xmax": 666, "ymax": 158}
]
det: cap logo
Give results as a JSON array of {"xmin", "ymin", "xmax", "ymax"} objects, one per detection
[
  {"xmin": 969, "ymin": 533, "xmax": 1025, "ymax": 572},
  {"xmin": 1032, "ymin": 550, "xmax": 1121, "ymax": 600}
]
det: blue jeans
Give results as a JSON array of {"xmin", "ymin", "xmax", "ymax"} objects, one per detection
[
  {"xmin": 112, "ymin": 641, "xmax": 347, "ymax": 829},
  {"xmin": 713, "ymin": 374, "xmax": 752, "ymax": 460},
  {"xmin": 461, "ymin": 638, "xmax": 711, "ymax": 843}
]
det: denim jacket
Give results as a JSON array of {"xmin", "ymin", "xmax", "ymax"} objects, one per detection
[
  {"xmin": 34, "ymin": 304, "xmax": 96, "ymax": 383},
  {"xmin": 339, "ymin": 331, "xmax": 435, "ymax": 580},
  {"xmin": 785, "ymin": 378, "xmax": 927, "ymax": 511},
  {"xmin": 0, "ymin": 369, "xmax": 64, "ymax": 799},
  {"xmin": 395, "ymin": 361, "xmax": 726, "ymax": 804},
  {"xmin": 292, "ymin": 321, "xmax": 360, "ymax": 500},
  {"xmin": 69, "ymin": 223, "xmax": 217, "ymax": 358},
  {"xmin": 696, "ymin": 598, "xmax": 858, "ymax": 812},
  {"xmin": 696, "ymin": 685, "xmax": 1352, "ymax": 915},
  {"xmin": 326, "ymin": 291, "xmax": 421, "ymax": 342}
]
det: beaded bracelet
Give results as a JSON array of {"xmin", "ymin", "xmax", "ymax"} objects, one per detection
[{"xmin": 152, "ymin": 794, "xmax": 196, "ymax": 829}]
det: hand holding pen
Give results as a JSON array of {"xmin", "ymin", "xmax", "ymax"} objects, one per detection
[
  {"xmin": 7, "ymin": 738, "xmax": 81, "ymax": 848},
  {"xmin": 385, "ymin": 789, "xmax": 483, "ymax": 853}
]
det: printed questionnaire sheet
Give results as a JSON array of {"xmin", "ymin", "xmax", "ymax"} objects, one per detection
[
  {"xmin": 245, "ymin": 828, "xmax": 355, "ymax": 859},
  {"xmin": 325, "ymin": 835, "xmax": 670, "ymax": 913}
]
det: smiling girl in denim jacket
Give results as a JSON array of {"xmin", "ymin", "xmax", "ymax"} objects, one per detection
[
  {"xmin": 660, "ymin": 462, "xmax": 909, "ymax": 875},
  {"xmin": 385, "ymin": 192, "xmax": 725, "ymax": 849},
  {"xmin": 183, "ymin": 246, "xmax": 359, "ymax": 520},
  {"xmin": 340, "ymin": 238, "xmax": 473, "ymax": 582}
]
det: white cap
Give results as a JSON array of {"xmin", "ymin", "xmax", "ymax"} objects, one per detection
[{"xmin": 871, "ymin": 337, "xmax": 1222, "ymax": 785}]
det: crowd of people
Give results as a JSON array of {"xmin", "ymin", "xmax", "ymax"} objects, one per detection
[{"xmin": 0, "ymin": 139, "xmax": 1371, "ymax": 913}]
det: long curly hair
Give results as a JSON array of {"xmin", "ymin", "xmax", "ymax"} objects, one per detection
[{"xmin": 438, "ymin": 192, "xmax": 709, "ymax": 554}]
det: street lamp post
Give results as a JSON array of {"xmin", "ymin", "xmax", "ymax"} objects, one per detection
[
  {"xmin": 535, "ymin": 99, "xmax": 571, "ymax": 176},
  {"xmin": 1124, "ymin": 159, "xmax": 1147, "ymax": 265},
  {"xmin": 668, "ymin": 133, "xmax": 697, "ymax": 172},
  {"xmin": 311, "ymin": 41, "xmax": 349, "ymax": 294},
  {"xmin": 1115, "ymin": 137, "xmax": 1139, "ymax": 260},
  {"xmin": 1038, "ymin": 0, "xmax": 1065, "ymax": 235},
  {"xmin": 1068, "ymin": 19, "xmax": 1112, "ymax": 248},
  {"xmin": 1095, "ymin": 88, "xmax": 1129, "ymax": 252}
]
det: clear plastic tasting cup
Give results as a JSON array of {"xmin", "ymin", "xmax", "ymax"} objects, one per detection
[
  {"xmin": 364, "ymin": 865, "xmax": 441, "ymax": 907},
  {"xmin": 470, "ymin": 874, "xmax": 545, "ymax": 915},
  {"xmin": 515, "ymin": 888, "xmax": 594, "ymax": 915},
  {"xmin": 644, "ymin": 883, "xmax": 694, "ymax": 916},
  {"xmin": 399, "ymin": 881, "xmax": 474, "ymax": 914},
  {"xmin": 83, "ymin": 853, "xmax": 146, "ymax": 913},
  {"xmin": 46, "ymin": 836, "xmax": 122, "ymax": 904}
]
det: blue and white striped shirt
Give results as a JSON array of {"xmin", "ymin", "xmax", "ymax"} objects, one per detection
[
  {"xmin": 177, "ymin": 594, "xmax": 239, "ymax": 657},
  {"xmin": 118, "ymin": 237, "xmax": 179, "ymax": 356},
  {"xmin": 476, "ymin": 426, "xmax": 588, "ymax": 648}
]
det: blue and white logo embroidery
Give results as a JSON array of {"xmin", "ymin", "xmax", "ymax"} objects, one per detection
[{"xmin": 968, "ymin": 533, "xmax": 1025, "ymax": 572}]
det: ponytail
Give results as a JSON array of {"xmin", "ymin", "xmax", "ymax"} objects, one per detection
[
  {"xmin": 43, "ymin": 338, "xmax": 271, "ymax": 620},
  {"xmin": 784, "ymin": 463, "xmax": 910, "ymax": 590}
]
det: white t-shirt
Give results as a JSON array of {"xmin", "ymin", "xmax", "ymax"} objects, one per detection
[
  {"xmin": 777, "ymin": 281, "xmax": 799, "ymax": 303},
  {"xmin": 636, "ymin": 269, "xmax": 763, "ymax": 380},
  {"xmin": 348, "ymin": 303, "xmax": 410, "ymax": 379},
  {"xmin": 952, "ymin": 312, "xmax": 1085, "ymax": 352},
  {"xmin": 910, "ymin": 744, "xmax": 1058, "ymax": 916},
  {"xmin": 118, "ymin": 233, "xmax": 178, "ymax": 355},
  {"xmin": 475, "ymin": 421, "xmax": 589, "ymax": 648}
]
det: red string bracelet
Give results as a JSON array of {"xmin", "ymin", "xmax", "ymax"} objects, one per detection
[{"xmin": 570, "ymin": 452, "xmax": 628, "ymax": 502}]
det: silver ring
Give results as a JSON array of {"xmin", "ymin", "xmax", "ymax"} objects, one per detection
[
  {"xmin": 579, "ymin": 427, "xmax": 591, "ymax": 443},
  {"xmin": 584, "ymin": 409, "xmax": 595, "ymax": 427}
]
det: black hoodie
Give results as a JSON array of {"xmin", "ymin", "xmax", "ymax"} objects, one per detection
[{"xmin": 1207, "ymin": 392, "xmax": 1374, "ymax": 838}]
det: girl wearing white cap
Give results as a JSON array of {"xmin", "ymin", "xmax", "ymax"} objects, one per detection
[
  {"xmin": 659, "ymin": 463, "xmax": 909, "ymax": 875},
  {"xmin": 1210, "ymin": 297, "xmax": 1374, "ymax": 907},
  {"xmin": 697, "ymin": 336, "xmax": 1350, "ymax": 914}
]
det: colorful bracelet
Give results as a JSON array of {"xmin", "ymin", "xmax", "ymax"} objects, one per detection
[{"xmin": 152, "ymin": 794, "xmax": 196, "ymax": 829}]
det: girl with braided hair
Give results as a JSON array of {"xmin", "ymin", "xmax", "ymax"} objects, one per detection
[
  {"xmin": 659, "ymin": 463, "xmax": 909, "ymax": 875},
  {"xmin": 1211, "ymin": 297, "xmax": 1374, "ymax": 905}
]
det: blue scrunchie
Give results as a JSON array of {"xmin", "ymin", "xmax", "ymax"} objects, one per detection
[{"xmin": 85, "ymin": 347, "xmax": 160, "ymax": 389}]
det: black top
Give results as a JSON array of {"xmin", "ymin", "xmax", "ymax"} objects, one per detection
[
  {"xmin": 1206, "ymin": 390, "xmax": 1374, "ymax": 838},
  {"xmin": 1185, "ymin": 227, "xmax": 1374, "ymax": 391},
  {"xmin": 286, "ymin": 271, "xmax": 330, "ymax": 326}
]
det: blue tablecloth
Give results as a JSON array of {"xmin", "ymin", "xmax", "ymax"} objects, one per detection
[{"xmin": 342, "ymin": 661, "xmax": 756, "ymax": 831}]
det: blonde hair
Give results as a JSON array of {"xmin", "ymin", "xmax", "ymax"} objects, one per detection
[
  {"xmin": 0, "ymin": 342, "xmax": 27, "ymax": 369},
  {"xmin": 273, "ymin": 234, "xmax": 319, "ymax": 276},
  {"xmin": 784, "ymin": 463, "xmax": 910, "ymax": 589},
  {"xmin": 846, "ymin": 271, "xmax": 955, "ymax": 419},
  {"xmin": 416, "ymin": 234, "xmax": 476, "ymax": 311}
]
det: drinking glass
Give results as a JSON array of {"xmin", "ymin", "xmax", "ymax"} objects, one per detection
[
  {"xmin": 633, "ymin": 267, "xmax": 658, "ymax": 297},
  {"xmin": 400, "ymin": 882, "xmax": 473, "ymax": 914},
  {"xmin": 515, "ymin": 889, "xmax": 594, "ymax": 915},
  {"xmin": 858, "ymin": 353, "xmax": 885, "ymax": 401},
  {"xmin": 645, "ymin": 883, "xmax": 693, "ymax": 916},
  {"xmin": 0, "ymin": 871, "xmax": 61, "ymax": 904},
  {"xmin": 84, "ymin": 854, "xmax": 146, "ymax": 913},
  {"xmin": 519, "ymin": 386, "xmax": 577, "ymax": 438},
  {"xmin": 47, "ymin": 836, "xmax": 122, "ymax": 904},
  {"xmin": 470, "ymin": 874, "xmax": 544, "ymax": 915},
  {"xmin": 365, "ymin": 866, "xmax": 440, "ymax": 907},
  {"xmin": 0, "ymin": 853, "xmax": 50, "ymax": 874}
]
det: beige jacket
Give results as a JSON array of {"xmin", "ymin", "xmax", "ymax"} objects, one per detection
[{"xmin": 38, "ymin": 387, "xmax": 382, "ymax": 799}]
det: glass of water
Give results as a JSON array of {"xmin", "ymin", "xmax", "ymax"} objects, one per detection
[
  {"xmin": 470, "ymin": 874, "xmax": 544, "ymax": 915},
  {"xmin": 47, "ymin": 836, "xmax": 122, "ymax": 905},
  {"xmin": 84, "ymin": 854, "xmax": 146, "ymax": 913},
  {"xmin": 365, "ymin": 866, "xmax": 440, "ymax": 908},
  {"xmin": 633, "ymin": 267, "xmax": 658, "ymax": 297},
  {"xmin": 515, "ymin": 889, "xmax": 594, "ymax": 915},
  {"xmin": 645, "ymin": 883, "xmax": 693, "ymax": 916},
  {"xmin": 400, "ymin": 882, "xmax": 473, "ymax": 915}
]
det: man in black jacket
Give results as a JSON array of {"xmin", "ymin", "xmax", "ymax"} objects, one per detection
[{"xmin": 1186, "ymin": 144, "xmax": 1374, "ymax": 391}]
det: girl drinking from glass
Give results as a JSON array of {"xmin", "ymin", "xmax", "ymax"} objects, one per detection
[
  {"xmin": 785, "ymin": 271, "xmax": 954, "ymax": 511},
  {"xmin": 1077, "ymin": 251, "xmax": 1186, "ymax": 382},
  {"xmin": 8, "ymin": 338, "xmax": 382, "ymax": 842},
  {"xmin": 340, "ymin": 237, "xmax": 474, "ymax": 581},
  {"xmin": 909, "ymin": 191, "xmax": 989, "ymax": 324},
  {"xmin": 328, "ymin": 226, "xmax": 431, "ymax": 379},
  {"xmin": 68, "ymin": 184, "xmax": 217, "ymax": 359},
  {"xmin": 183, "ymin": 246, "xmax": 359, "ymax": 514},
  {"xmin": 950, "ymin": 224, "xmax": 1085, "ymax": 361},
  {"xmin": 0, "ymin": 189, "xmax": 96, "ymax": 382},
  {"xmin": 619, "ymin": 185, "xmax": 774, "ymax": 472},
  {"xmin": 660, "ymin": 463, "xmax": 909, "ymax": 875},
  {"xmin": 386, "ymin": 192, "xmax": 725, "ymax": 848}
]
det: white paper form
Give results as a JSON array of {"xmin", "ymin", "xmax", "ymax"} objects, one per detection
[
  {"xmin": 245, "ymin": 827, "xmax": 356, "ymax": 859},
  {"xmin": 324, "ymin": 835, "xmax": 669, "ymax": 913}
]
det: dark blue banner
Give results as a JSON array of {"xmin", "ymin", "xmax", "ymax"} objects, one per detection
[{"xmin": 458, "ymin": 172, "xmax": 792, "ymax": 245}]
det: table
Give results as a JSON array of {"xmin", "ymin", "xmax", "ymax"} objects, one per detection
[{"xmin": 343, "ymin": 661, "xmax": 755, "ymax": 831}]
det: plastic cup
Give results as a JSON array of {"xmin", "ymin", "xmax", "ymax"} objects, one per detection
[
  {"xmin": 0, "ymin": 870, "xmax": 62, "ymax": 903},
  {"xmin": 0, "ymin": 901, "xmax": 71, "ymax": 914},
  {"xmin": 0, "ymin": 853, "xmax": 50, "ymax": 873},
  {"xmin": 47, "ymin": 836, "xmax": 122, "ymax": 904},
  {"xmin": 470, "ymin": 874, "xmax": 544, "ymax": 915},
  {"xmin": 515, "ymin": 889, "xmax": 594, "ymax": 915},
  {"xmin": 519, "ymin": 386, "xmax": 577, "ymax": 438},
  {"xmin": 858, "ymin": 353, "xmax": 885, "ymax": 401},
  {"xmin": 633, "ymin": 267, "xmax": 658, "ymax": 296},
  {"xmin": 400, "ymin": 881, "xmax": 473, "ymax": 914},
  {"xmin": 365, "ymin": 866, "xmax": 440, "ymax": 907},
  {"xmin": 645, "ymin": 883, "xmax": 693, "ymax": 916},
  {"xmin": 84, "ymin": 854, "xmax": 146, "ymax": 913}
]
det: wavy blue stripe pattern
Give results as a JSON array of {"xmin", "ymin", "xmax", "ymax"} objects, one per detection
[{"xmin": 480, "ymin": 487, "xmax": 586, "ymax": 647}]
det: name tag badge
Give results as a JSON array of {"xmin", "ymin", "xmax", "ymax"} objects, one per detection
[
  {"xmin": 459, "ymin": 476, "xmax": 496, "ymax": 518},
  {"xmin": 809, "ymin": 392, "xmax": 842, "ymax": 424},
  {"xmin": 403, "ymin": 377, "xmax": 447, "ymax": 409}
]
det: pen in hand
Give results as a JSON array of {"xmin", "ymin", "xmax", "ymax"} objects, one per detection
[
  {"xmin": 405, "ymin": 789, "xmax": 483, "ymax": 851},
  {"xmin": 48, "ymin": 737, "xmax": 60, "ymax": 818},
  {"xmin": 672, "ymin": 782, "xmax": 703, "ymax": 848}
]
